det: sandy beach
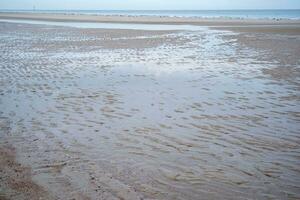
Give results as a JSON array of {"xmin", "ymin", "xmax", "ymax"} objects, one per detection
[
  {"xmin": 0, "ymin": 12, "xmax": 300, "ymax": 200},
  {"xmin": 1, "ymin": 12, "xmax": 300, "ymax": 26}
]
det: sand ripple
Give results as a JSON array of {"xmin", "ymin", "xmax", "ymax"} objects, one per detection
[{"xmin": 0, "ymin": 22, "xmax": 299, "ymax": 199}]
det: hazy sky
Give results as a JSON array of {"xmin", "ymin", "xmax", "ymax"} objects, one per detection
[{"xmin": 1, "ymin": 0, "xmax": 300, "ymax": 10}]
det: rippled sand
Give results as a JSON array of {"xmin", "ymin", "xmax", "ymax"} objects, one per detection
[{"xmin": 0, "ymin": 21, "xmax": 300, "ymax": 200}]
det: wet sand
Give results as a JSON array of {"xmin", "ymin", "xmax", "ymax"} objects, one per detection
[
  {"xmin": 0, "ymin": 146, "xmax": 52, "ymax": 200},
  {"xmin": 1, "ymin": 12, "xmax": 300, "ymax": 26},
  {"xmin": 0, "ymin": 14, "xmax": 300, "ymax": 200}
]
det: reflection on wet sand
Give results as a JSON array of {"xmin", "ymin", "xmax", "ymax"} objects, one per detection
[{"xmin": 0, "ymin": 21, "xmax": 300, "ymax": 199}]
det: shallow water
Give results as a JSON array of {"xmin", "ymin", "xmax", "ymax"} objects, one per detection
[
  {"xmin": 0, "ymin": 22, "xmax": 299, "ymax": 199},
  {"xmin": 0, "ymin": 19, "xmax": 207, "ymax": 30},
  {"xmin": 2, "ymin": 9, "xmax": 300, "ymax": 19}
]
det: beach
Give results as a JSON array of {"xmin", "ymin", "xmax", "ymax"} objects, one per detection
[
  {"xmin": 0, "ymin": 13, "xmax": 300, "ymax": 200},
  {"xmin": 1, "ymin": 12, "xmax": 300, "ymax": 25}
]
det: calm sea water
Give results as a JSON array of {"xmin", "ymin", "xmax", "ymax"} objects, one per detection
[{"xmin": 1, "ymin": 9, "xmax": 300, "ymax": 19}]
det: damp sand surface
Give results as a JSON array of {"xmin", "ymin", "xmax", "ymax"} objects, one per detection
[
  {"xmin": 0, "ymin": 18, "xmax": 300, "ymax": 200},
  {"xmin": 1, "ymin": 12, "xmax": 300, "ymax": 26}
]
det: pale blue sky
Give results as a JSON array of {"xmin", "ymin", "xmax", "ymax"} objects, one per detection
[{"xmin": 1, "ymin": 0, "xmax": 300, "ymax": 10}]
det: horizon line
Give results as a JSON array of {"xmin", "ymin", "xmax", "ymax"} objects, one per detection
[{"xmin": 1, "ymin": 8, "xmax": 300, "ymax": 11}]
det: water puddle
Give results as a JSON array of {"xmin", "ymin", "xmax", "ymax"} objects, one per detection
[
  {"xmin": 0, "ymin": 21, "xmax": 299, "ymax": 199},
  {"xmin": 0, "ymin": 19, "xmax": 207, "ymax": 31}
]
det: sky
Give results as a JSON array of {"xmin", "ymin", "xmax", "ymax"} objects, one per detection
[{"xmin": 1, "ymin": 0, "xmax": 300, "ymax": 10}]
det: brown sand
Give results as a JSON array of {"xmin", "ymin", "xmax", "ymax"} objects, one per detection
[
  {"xmin": 0, "ymin": 13, "xmax": 300, "ymax": 200},
  {"xmin": 1, "ymin": 12, "xmax": 300, "ymax": 26},
  {"xmin": 0, "ymin": 146, "xmax": 52, "ymax": 200}
]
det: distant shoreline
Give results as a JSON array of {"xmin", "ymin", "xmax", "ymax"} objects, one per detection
[
  {"xmin": 0, "ymin": 9, "xmax": 300, "ymax": 20},
  {"xmin": 1, "ymin": 12, "xmax": 300, "ymax": 27}
]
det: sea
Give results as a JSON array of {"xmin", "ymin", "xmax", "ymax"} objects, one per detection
[{"xmin": 1, "ymin": 9, "xmax": 300, "ymax": 19}]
